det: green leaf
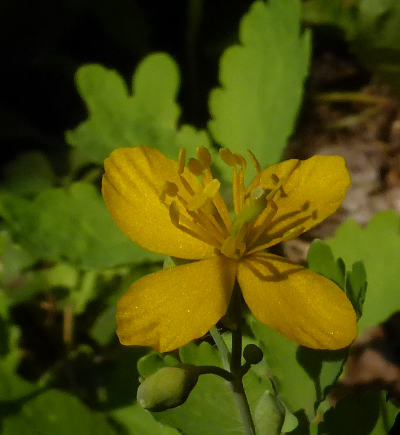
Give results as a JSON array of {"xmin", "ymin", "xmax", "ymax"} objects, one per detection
[
  {"xmin": 179, "ymin": 341, "xmax": 222, "ymax": 367},
  {"xmin": 111, "ymin": 404, "xmax": 179, "ymax": 435},
  {"xmin": 66, "ymin": 53, "xmax": 210, "ymax": 164},
  {"xmin": 209, "ymin": 0, "xmax": 310, "ymax": 170},
  {"xmin": 248, "ymin": 314, "xmax": 316, "ymax": 419},
  {"xmin": 176, "ymin": 125, "xmax": 211, "ymax": 151},
  {"xmin": 0, "ymin": 366, "xmax": 36, "ymax": 402},
  {"xmin": 346, "ymin": 261, "xmax": 367, "ymax": 319},
  {"xmin": 0, "ymin": 300, "xmax": 36, "ymax": 403},
  {"xmin": 307, "ymin": 240, "xmax": 367, "ymax": 319},
  {"xmin": 0, "ymin": 182, "xmax": 161, "ymax": 269},
  {"xmin": 326, "ymin": 210, "xmax": 400, "ymax": 333},
  {"xmin": 1, "ymin": 389, "xmax": 117, "ymax": 435},
  {"xmin": 0, "ymin": 230, "xmax": 45, "ymax": 306},
  {"xmin": 1, "ymin": 152, "xmax": 55, "ymax": 196},
  {"xmin": 302, "ymin": 0, "xmax": 358, "ymax": 38},
  {"xmin": 307, "ymin": 240, "xmax": 345, "ymax": 288}
]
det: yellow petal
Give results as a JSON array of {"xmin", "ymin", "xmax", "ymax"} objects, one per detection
[
  {"xmin": 102, "ymin": 147, "xmax": 215, "ymax": 259},
  {"xmin": 238, "ymin": 253, "xmax": 357, "ymax": 349},
  {"xmin": 247, "ymin": 156, "xmax": 350, "ymax": 250},
  {"xmin": 117, "ymin": 256, "xmax": 237, "ymax": 352}
]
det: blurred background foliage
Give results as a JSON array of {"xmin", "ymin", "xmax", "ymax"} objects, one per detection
[{"xmin": 1, "ymin": 0, "xmax": 400, "ymax": 433}]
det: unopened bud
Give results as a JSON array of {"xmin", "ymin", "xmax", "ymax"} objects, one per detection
[
  {"xmin": 243, "ymin": 344, "xmax": 263, "ymax": 365},
  {"xmin": 255, "ymin": 391, "xmax": 285, "ymax": 434},
  {"xmin": 137, "ymin": 364, "xmax": 199, "ymax": 412}
]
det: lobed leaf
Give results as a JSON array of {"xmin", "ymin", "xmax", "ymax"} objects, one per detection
[
  {"xmin": 66, "ymin": 53, "xmax": 210, "ymax": 165},
  {"xmin": 326, "ymin": 210, "xmax": 400, "ymax": 333},
  {"xmin": 0, "ymin": 182, "xmax": 161, "ymax": 269},
  {"xmin": 209, "ymin": 0, "xmax": 311, "ymax": 170}
]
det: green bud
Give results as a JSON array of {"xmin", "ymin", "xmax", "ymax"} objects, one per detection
[
  {"xmin": 137, "ymin": 364, "xmax": 199, "ymax": 412},
  {"xmin": 243, "ymin": 344, "xmax": 263, "ymax": 365},
  {"xmin": 255, "ymin": 391, "xmax": 285, "ymax": 434}
]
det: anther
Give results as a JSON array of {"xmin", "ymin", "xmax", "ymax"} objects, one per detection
[
  {"xmin": 178, "ymin": 149, "xmax": 186, "ymax": 174},
  {"xmin": 169, "ymin": 201, "xmax": 180, "ymax": 226},
  {"xmin": 165, "ymin": 182, "xmax": 178, "ymax": 196},
  {"xmin": 188, "ymin": 158, "xmax": 204, "ymax": 176},
  {"xmin": 219, "ymin": 148, "xmax": 237, "ymax": 167},
  {"xmin": 196, "ymin": 147, "xmax": 211, "ymax": 168},
  {"xmin": 247, "ymin": 149, "xmax": 261, "ymax": 173}
]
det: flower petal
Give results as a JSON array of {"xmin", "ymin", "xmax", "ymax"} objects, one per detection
[
  {"xmin": 247, "ymin": 156, "xmax": 350, "ymax": 250},
  {"xmin": 238, "ymin": 253, "xmax": 357, "ymax": 349},
  {"xmin": 117, "ymin": 256, "xmax": 237, "ymax": 352},
  {"xmin": 102, "ymin": 146, "xmax": 215, "ymax": 259}
]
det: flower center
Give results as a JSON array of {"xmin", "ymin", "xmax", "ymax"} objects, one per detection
[
  {"xmin": 159, "ymin": 147, "xmax": 232, "ymax": 251},
  {"xmin": 160, "ymin": 147, "xmax": 308, "ymax": 260}
]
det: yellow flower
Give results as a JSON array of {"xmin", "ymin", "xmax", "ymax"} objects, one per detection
[{"xmin": 102, "ymin": 146, "xmax": 357, "ymax": 353}]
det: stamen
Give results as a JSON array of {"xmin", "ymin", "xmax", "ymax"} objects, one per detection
[
  {"xmin": 168, "ymin": 201, "xmax": 222, "ymax": 248},
  {"xmin": 237, "ymin": 166, "xmax": 245, "ymax": 213},
  {"xmin": 219, "ymin": 148, "xmax": 237, "ymax": 167},
  {"xmin": 210, "ymin": 194, "xmax": 232, "ymax": 232},
  {"xmin": 159, "ymin": 181, "xmax": 179, "ymax": 201},
  {"xmin": 169, "ymin": 201, "xmax": 180, "ymax": 226},
  {"xmin": 188, "ymin": 158, "xmax": 204, "ymax": 176},
  {"xmin": 178, "ymin": 148, "xmax": 186, "ymax": 174},
  {"xmin": 188, "ymin": 209, "xmax": 225, "ymax": 242},
  {"xmin": 196, "ymin": 147, "xmax": 211, "ymax": 168},
  {"xmin": 164, "ymin": 181, "xmax": 178, "ymax": 196},
  {"xmin": 179, "ymin": 174, "xmax": 195, "ymax": 196},
  {"xmin": 201, "ymin": 161, "xmax": 231, "ymax": 232},
  {"xmin": 187, "ymin": 179, "xmax": 220, "ymax": 211},
  {"xmin": 247, "ymin": 149, "xmax": 261, "ymax": 174},
  {"xmin": 233, "ymin": 167, "xmax": 240, "ymax": 215},
  {"xmin": 246, "ymin": 200, "xmax": 278, "ymax": 248}
]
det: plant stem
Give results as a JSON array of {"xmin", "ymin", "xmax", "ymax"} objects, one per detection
[
  {"xmin": 230, "ymin": 285, "xmax": 256, "ymax": 435},
  {"xmin": 63, "ymin": 302, "xmax": 74, "ymax": 345},
  {"xmin": 197, "ymin": 365, "xmax": 234, "ymax": 382},
  {"xmin": 211, "ymin": 286, "xmax": 256, "ymax": 435}
]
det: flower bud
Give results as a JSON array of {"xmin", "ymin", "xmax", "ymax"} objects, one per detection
[
  {"xmin": 137, "ymin": 364, "xmax": 199, "ymax": 412},
  {"xmin": 243, "ymin": 344, "xmax": 263, "ymax": 365}
]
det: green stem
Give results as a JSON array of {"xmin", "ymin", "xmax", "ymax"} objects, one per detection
[
  {"xmin": 197, "ymin": 365, "xmax": 234, "ymax": 382},
  {"xmin": 230, "ymin": 285, "xmax": 256, "ymax": 435},
  {"xmin": 211, "ymin": 286, "xmax": 256, "ymax": 435}
]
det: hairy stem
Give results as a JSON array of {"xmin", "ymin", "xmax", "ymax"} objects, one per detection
[{"xmin": 211, "ymin": 285, "xmax": 256, "ymax": 435}]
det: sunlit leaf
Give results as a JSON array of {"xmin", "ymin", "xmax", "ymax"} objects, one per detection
[
  {"xmin": 326, "ymin": 210, "xmax": 400, "ymax": 333},
  {"xmin": 209, "ymin": 0, "xmax": 310, "ymax": 171},
  {"xmin": 66, "ymin": 53, "xmax": 210, "ymax": 164}
]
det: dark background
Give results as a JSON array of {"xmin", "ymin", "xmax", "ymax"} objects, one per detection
[{"xmin": 0, "ymin": 0, "xmax": 256, "ymax": 167}]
